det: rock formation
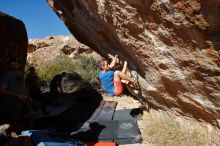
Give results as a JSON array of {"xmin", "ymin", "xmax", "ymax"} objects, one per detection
[
  {"xmin": 47, "ymin": 0, "xmax": 220, "ymax": 126},
  {"xmin": 0, "ymin": 12, "xmax": 28, "ymax": 75},
  {"xmin": 27, "ymin": 35, "xmax": 99, "ymax": 68}
]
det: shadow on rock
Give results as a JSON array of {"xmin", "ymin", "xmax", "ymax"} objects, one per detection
[{"xmin": 34, "ymin": 72, "xmax": 102, "ymax": 133}]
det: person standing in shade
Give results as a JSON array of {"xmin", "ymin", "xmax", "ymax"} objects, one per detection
[
  {"xmin": 0, "ymin": 59, "xmax": 36, "ymax": 131},
  {"xmin": 25, "ymin": 66, "xmax": 48, "ymax": 114},
  {"xmin": 49, "ymin": 72, "xmax": 67, "ymax": 105}
]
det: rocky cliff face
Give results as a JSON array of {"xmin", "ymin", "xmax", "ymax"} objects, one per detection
[
  {"xmin": 0, "ymin": 12, "xmax": 28, "ymax": 75},
  {"xmin": 47, "ymin": 0, "xmax": 220, "ymax": 126},
  {"xmin": 27, "ymin": 35, "xmax": 98, "ymax": 67}
]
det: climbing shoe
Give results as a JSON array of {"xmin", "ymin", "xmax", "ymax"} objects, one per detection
[{"xmin": 130, "ymin": 70, "xmax": 140, "ymax": 94}]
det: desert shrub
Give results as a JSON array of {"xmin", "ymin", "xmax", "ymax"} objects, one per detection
[
  {"xmin": 143, "ymin": 113, "xmax": 209, "ymax": 146},
  {"xmin": 38, "ymin": 55, "xmax": 73, "ymax": 83},
  {"xmin": 68, "ymin": 55, "xmax": 99, "ymax": 82},
  {"xmin": 37, "ymin": 55, "xmax": 99, "ymax": 86}
]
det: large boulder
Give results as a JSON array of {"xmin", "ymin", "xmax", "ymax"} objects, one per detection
[
  {"xmin": 27, "ymin": 35, "xmax": 99, "ymax": 68},
  {"xmin": 47, "ymin": 0, "xmax": 220, "ymax": 126},
  {"xmin": 0, "ymin": 12, "xmax": 28, "ymax": 75}
]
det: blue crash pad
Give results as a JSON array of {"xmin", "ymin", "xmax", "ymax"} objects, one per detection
[{"xmin": 21, "ymin": 130, "xmax": 86, "ymax": 146}]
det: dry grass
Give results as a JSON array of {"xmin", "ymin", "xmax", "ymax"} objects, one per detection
[
  {"xmin": 103, "ymin": 94, "xmax": 220, "ymax": 146},
  {"xmin": 140, "ymin": 110, "xmax": 210, "ymax": 146}
]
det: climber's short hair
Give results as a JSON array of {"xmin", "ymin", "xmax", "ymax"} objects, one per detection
[{"xmin": 99, "ymin": 59, "xmax": 108, "ymax": 68}]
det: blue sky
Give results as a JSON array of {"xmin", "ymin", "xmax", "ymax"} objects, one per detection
[{"xmin": 0, "ymin": 0, "xmax": 71, "ymax": 39}]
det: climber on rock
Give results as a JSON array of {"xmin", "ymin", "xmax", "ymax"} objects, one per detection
[{"xmin": 98, "ymin": 54, "xmax": 138, "ymax": 96}]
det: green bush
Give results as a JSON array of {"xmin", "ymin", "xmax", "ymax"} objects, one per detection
[
  {"xmin": 38, "ymin": 55, "xmax": 73, "ymax": 83},
  {"xmin": 38, "ymin": 55, "xmax": 99, "ymax": 84},
  {"xmin": 68, "ymin": 55, "xmax": 99, "ymax": 82}
]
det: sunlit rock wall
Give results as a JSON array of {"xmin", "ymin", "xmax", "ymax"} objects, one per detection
[
  {"xmin": 27, "ymin": 35, "xmax": 97, "ymax": 68},
  {"xmin": 48, "ymin": 0, "xmax": 220, "ymax": 126},
  {"xmin": 0, "ymin": 12, "xmax": 28, "ymax": 74}
]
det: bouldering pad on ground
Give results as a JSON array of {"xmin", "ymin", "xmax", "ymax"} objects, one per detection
[
  {"xmin": 113, "ymin": 108, "xmax": 142, "ymax": 120},
  {"xmin": 21, "ymin": 130, "xmax": 87, "ymax": 146},
  {"xmin": 70, "ymin": 121, "xmax": 116, "ymax": 141},
  {"xmin": 35, "ymin": 101, "xmax": 117, "ymax": 133},
  {"xmin": 33, "ymin": 100, "xmax": 142, "ymax": 145},
  {"xmin": 114, "ymin": 120, "xmax": 142, "ymax": 145},
  {"xmin": 89, "ymin": 101, "xmax": 117, "ymax": 121},
  {"xmin": 70, "ymin": 120, "xmax": 142, "ymax": 145}
]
